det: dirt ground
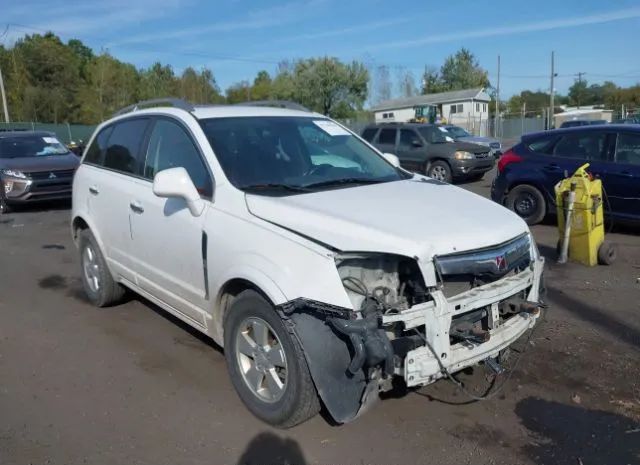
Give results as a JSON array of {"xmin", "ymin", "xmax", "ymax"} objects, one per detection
[{"xmin": 1, "ymin": 172, "xmax": 639, "ymax": 465}]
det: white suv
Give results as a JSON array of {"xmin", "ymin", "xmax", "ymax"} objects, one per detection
[{"xmin": 72, "ymin": 99, "xmax": 545, "ymax": 428}]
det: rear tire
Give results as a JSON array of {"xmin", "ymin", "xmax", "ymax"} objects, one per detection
[
  {"xmin": 427, "ymin": 161, "xmax": 452, "ymax": 183},
  {"xmin": 505, "ymin": 184, "xmax": 546, "ymax": 225},
  {"xmin": 597, "ymin": 241, "xmax": 617, "ymax": 265},
  {"xmin": 224, "ymin": 290, "xmax": 320, "ymax": 428},
  {"xmin": 78, "ymin": 229, "xmax": 125, "ymax": 307}
]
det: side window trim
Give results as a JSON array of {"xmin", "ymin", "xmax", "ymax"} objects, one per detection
[{"xmin": 143, "ymin": 115, "xmax": 215, "ymax": 201}]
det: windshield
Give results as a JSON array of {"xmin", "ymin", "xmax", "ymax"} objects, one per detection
[
  {"xmin": 200, "ymin": 117, "xmax": 406, "ymax": 193},
  {"xmin": 0, "ymin": 135, "xmax": 70, "ymax": 159},
  {"xmin": 444, "ymin": 126, "xmax": 470, "ymax": 138}
]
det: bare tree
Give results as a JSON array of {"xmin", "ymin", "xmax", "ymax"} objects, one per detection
[{"xmin": 374, "ymin": 65, "xmax": 392, "ymax": 104}]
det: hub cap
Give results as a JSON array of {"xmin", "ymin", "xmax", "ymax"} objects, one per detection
[
  {"xmin": 235, "ymin": 317, "xmax": 288, "ymax": 403},
  {"xmin": 515, "ymin": 193, "xmax": 537, "ymax": 217},
  {"xmin": 82, "ymin": 245, "xmax": 100, "ymax": 293},
  {"xmin": 430, "ymin": 166, "xmax": 447, "ymax": 181}
]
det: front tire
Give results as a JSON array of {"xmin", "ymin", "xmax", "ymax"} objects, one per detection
[
  {"xmin": 505, "ymin": 184, "xmax": 546, "ymax": 225},
  {"xmin": 78, "ymin": 229, "xmax": 125, "ymax": 307},
  {"xmin": 224, "ymin": 290, "xmax": 320, "ymax": 428},
  {"xmin": 427, "ymin": 160, "xmax": 452, "ymax": 183}
]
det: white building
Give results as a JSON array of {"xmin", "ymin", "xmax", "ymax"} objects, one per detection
[{"xmin": 371, "ymin": 88, "xmax": 492, "ymax": 135}]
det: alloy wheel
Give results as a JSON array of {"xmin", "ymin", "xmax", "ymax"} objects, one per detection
[
  {"xmin": 235, "ymin": 317, "xmax": 288, "ymax": 403},
  {"xmin": 82, "ymin": 245, "xmax": 101, "ymax": 293}
]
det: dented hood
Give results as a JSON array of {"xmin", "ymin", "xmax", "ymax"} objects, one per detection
[{"xmin": 246, "ymin": 178, "xmax": 529, "ymax": 260}]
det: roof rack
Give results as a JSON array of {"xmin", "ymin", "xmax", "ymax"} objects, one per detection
[
  {"xmin": 113, "ymin": 98, "xmax": 194, "ymax": 117},
  {"xmin": 234, "ymin": 100, "xmax": 311, "ymax": 112}
]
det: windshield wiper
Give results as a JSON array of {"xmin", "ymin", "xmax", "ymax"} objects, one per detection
[
  {"xmin": 303, "ymin": 177, "xmax": 385, "ymax": 189},
  {"xmin": 240, "ymin": 183, "xmax": 311, "ymax": 193}
]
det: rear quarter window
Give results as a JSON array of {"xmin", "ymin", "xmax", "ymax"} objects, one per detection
[
  {"xmin": 83, "ymin": 126, "xmax": 113, "ymax": 165},
  {"xmin": 526, "ymin": 137, "xmax": 557, "ymax": 154},
  {"xmin": 103, "ymin": 119, "xmax": 149, "ymax": 175}
]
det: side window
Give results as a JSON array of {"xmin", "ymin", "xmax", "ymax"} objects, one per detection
[
  {"xmin": 527, "ymin": 137, "xmax": 557, "ymax": 154},
  {"xmin": 83, "ymin": 126, "xmax": 112, "ymax": 165},
  {"xmin": 103, "ymin": 119, "xmax": 148, "ymax": 174},
  {"xmin": 361, "ymin": 128, "xmax": 378, "ymax": 142},
  {"xmin": 399, "ymin": 129, "xmax": 419, "ymax": 149},
  {"xmin": 378, "ymin": 128, "xmax": 396, "ymax": 145},
  {"xmin": 553, "ymin": 133, "xmax": 607, "ymax": 160},
  {"xmin": 144, "ymin": 119, "xmax": 212, "ymax": 197},
  {"xmin": 616, "ymin": 132, "xmax": 640, "ymax": 165}
]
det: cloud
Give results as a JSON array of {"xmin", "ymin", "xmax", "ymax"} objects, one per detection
[
  {"xmin": 108, "ymin": 0, "xmax": 330, "ymax": 47},
  {"xmin": 271, "ymin": 17, "xmax": 411, "ymax": 42},
  {"xmin": 361, "ymin": 6, "xmax": 640, "ymax": 51}
]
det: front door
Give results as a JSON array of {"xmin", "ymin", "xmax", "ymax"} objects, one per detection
[
  {"xmin": 395, "ymin": 128, "xmax": 426, "ymax": 172},
  {"xmin": 128, "ymin": 117, "xmax": 214, "ymax": 326}
]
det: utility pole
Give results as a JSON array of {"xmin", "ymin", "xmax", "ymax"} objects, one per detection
[
  {"xmin": 549, "ymin": 51, "xmax": 556, "ymax": 129},
  {"xmin": 575, "ymin": 72, "xmax": 586, "ymax": 108},
  {"xmin": 0, "ymin": 64, "xmax": 9, "ymax": 124},
  {"xmin": 495, "ymin": 55, "xmax": 500, "ymax": 138}
]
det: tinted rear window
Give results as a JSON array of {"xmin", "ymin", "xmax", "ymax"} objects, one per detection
[
  {"xmin": 526, "ymin": 137, "xmax": 557, "ymax": 154},
  {"xmin": 361, "ymin": 127, "xmax": 378, "ymax": 142},
  {"xmin": 84, "ymin": 126, "xmax": 113, "ymax": 165},
  {"xmin": 103, "ymin": 119, "xmax": 149, "ymax": 175},
  {"xmin": 378, "ymin": 128, "xmax": 396, "ymax": 145}
]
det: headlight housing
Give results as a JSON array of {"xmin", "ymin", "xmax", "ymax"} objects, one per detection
[
  {"xmin": 454, "ymin": 151, "xmax": 474, "ymax": 160},
  {"xmin": 1, "ymin": 169, "xmax": 27, "ymax": 179}
]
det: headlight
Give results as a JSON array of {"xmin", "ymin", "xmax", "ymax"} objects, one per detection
[
  {"xmin": 1, "ymin": 169, "xmax": 27, "ymax": 179},
  {"xmin": 454, "ymin": 151, "xmax": 474, "ymax": 160}
]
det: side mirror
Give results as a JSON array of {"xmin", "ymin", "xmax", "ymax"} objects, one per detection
[
  {"xmin": 382, "ymin": 152, "xmax": 401, "ymax": 167},
  {"xmin": 152, "ymin": 167, "xmax": 205, "ymax": 217},
  {"xmin": 411, "ymin": 139, "xmax": 423, "ymax": 147}
]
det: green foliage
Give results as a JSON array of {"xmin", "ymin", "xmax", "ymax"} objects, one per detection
[
  {"xmin": 421, "ymin": 48, "xmax": 489, "ymax": 94},
  {"xmin": 225, "ymin": 57, "xmax": 368, "ymax": 118},
  {"xmin": 0, "ymin": 32, "xmax": 223, "ymax": 124}
]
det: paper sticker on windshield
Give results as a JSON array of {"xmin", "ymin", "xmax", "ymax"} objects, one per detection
[
  {"xmin": 437, "ymin": 127, "xmax": 449, "ymax": 133},
  {"xmin": 43, "ymin": 136, "xmax": 60, "ymax": 144},
  {"xmin": 313, "ymin": 120, "xmax": 350, "ymax": 136}
]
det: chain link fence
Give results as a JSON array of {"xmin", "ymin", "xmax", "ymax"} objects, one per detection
[{"xmin": 0, "ymin": 122, "xmax": 96, "ymax": 144}]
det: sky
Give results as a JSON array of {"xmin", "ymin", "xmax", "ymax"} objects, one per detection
[{"xmin": 2, "ymin": 0, "xmax": 640, "ymax": 99}]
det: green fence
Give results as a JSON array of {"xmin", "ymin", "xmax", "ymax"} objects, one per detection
[{"xmin": 0, "ymin": 122, "xmax": 97, "ymax": 145}]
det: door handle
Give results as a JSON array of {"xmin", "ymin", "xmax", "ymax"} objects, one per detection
[
  {"xmin": 129, "ymin": 201, "xmax": 144, "ymax": 214},
  {"xmin": 543, "ymin": 164, "xmax": 560, "ymax": 171},
  {"xmin": 88, "ymin": 185, "xmax": 99, "ymax": 195}
]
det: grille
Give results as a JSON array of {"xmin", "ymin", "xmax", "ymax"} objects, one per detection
[
  {"xmin": 28, "ymin": 169, "xmax": 75, "ymax": 180},
  {"xmin": 475, "ymin": 152, "xmax": 491, "ymax": 159}
]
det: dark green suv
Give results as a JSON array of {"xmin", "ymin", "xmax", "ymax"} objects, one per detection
[{"xmin": 361, "ymin": 123, "xmax": 495, "ymax": 183}]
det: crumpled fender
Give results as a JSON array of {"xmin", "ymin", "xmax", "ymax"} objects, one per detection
[{"xmin": 288, "ymin": 311, "xmax": 373, "ymax": 423}]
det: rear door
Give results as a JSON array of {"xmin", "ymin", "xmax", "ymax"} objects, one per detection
[
  {"xmin": 396, "ymin": 128, "xmax": 426, "ymax": 171},
  {"xmin": 82, "ymin": 118, "xmax": 151, "ymax": 282},
  {"xmin": 608, "ymin": 131, "xmax": 640, "ymax": 220},
  {"xmin": 375, "ymin": 127, "xmax": 397, "ymax": 157},
  {"xmin": 542, "ymin": 131, "xmax": 612, "ymax": 198}
]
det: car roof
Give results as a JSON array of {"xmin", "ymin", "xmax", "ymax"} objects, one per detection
[
  {"xmin": 0, "ymin": 130, "xmax": 56, "ymax": 138},
  {"xmin": 191, "ymin": 104, "xmax": 322, "ymax": 119},
  {"xmin": 522, "ymin": 124, "xmax": 640, "ymax": 141}
]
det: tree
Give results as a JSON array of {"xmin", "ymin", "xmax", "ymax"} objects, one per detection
[
  {"xmin": 251, "ymin": 70, "xmax": 272, "ymax": 100},
  {"xmin": 291, "ymin": 57, "xmax": 368, "ymax": 117},
  {"xmin": 139, "ymin": 62, "xmax": 178, "ymax": 100},
  {"xmin": 225, "ymin": 80, "xmax": 252, "ymax": 104},
  {"xmin": 373, "ymin": 65, "xmax": 391, "ymax": 103},
  {"xmin": 421, "ymin": 48, "xmax": 489, "ymax": 94},
  {"xmin": 568, "ymin": 79, "xmax": 589, "ymax": 108},
  {"xmin": 421, "ymin": 65, "xmax": 443, "ymax": 94},
  {"xmin": 396, "ymin": 68, "xmax": 417, "ymax": 98}
]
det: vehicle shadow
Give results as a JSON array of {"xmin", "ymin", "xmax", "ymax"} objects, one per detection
[
  {"xmin": 130, "ymin": 294, "xmax": 224, "ymax": 356},
  {"xmin": 236, "ymin": 431, "xmax": 307, "ymax": 465},
  {"xmin": 3, "ymin": 199, "xmax": 71, "ymax": 214},
  {"xmin": 516, "ymin": 397, "xmax": 639, "ymax": 465}
]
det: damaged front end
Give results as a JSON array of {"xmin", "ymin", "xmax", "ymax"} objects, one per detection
[{"xmin": 279, "ymin": 234, "xmax": 545, "ymax": 424}]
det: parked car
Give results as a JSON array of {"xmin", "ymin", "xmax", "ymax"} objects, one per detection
[
  {"xmin": 559, "ymin": 119, "xmax": 607, "ymax": 128},
  {"xmin": 491, "ymin": 124, "xmax": 640, "ymax": 225},
  {"xmin": 0, "ymin": 131, "xmax": 80, "ymax": 214},
  {"xmin": 72, "ymin": 99, "xmax": 544, "ymax": 428},
  {"xmin": 361, "ymin": 122, "xmax": 495, "ymax": 183},
  {"xmin": 441, "ymin": 124, "xmax": 502, "ymax": 158}
]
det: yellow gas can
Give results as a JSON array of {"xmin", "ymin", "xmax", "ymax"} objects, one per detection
[{"xmin": 555, "ymin": 163, "xmax": 614, "ymax": 266}]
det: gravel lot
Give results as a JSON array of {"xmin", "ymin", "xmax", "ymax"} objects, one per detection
[{"xmin": 1, "ymin": 171, "xmax": 639, "ymax": 465}]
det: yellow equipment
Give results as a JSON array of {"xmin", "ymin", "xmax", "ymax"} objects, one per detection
[{"xmin": 555, "ymin": 163, "xmax": 615, "ymax": 266}]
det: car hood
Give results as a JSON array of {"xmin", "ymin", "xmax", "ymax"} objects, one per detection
[
  {"xmin": 459, "ymin": 136, "xmax": 499, "ymax": 146},
  {"xmin": 0, "ymin": 153, "xmax": 80, "ymax": 172},
  {"xmin": 246, "ymin": 178, "xmax": 529, "ymax": 260},
  {"xmin": 451, "ymin": 140, "xmax": 492, "ymax": 153}
]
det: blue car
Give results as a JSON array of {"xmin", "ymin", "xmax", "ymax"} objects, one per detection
[{"xmin": 491, "ymin": 124, "xmax": 640, "ymax": 225}]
